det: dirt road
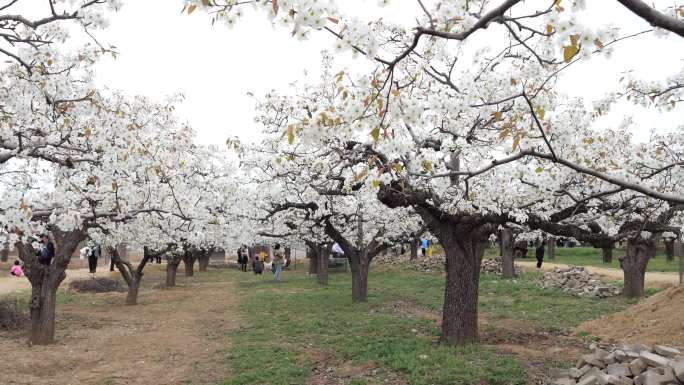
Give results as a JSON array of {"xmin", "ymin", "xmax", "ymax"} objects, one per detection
[
  {"xmin": 0, "ymin": 270, "xmax": 238, "ymax": 385},
  {"xmin": 516, "ymin": 261, "xmax": 679, "ymax": 289},
  {"xmin": 0, "ymin": 268, "xmax": 111, "ymax": 296}
]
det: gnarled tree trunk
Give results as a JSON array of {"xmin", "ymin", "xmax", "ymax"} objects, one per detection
[
  {"xmin": 620, "ymin": 237, "xmax": 657, "ymax": 298},
  {"xmin": 349, "ymin": 251, "xmax": 370, "ymax": 302},
  {"xmin": 182, "ymin": 249, "xmax": 196, "ymax": 277},
  {"xmin": 166, "ymin": 260, "xmax": 179, "ymax": 287},
  {"xmin": 501, "ymin": 228, "xmax": 515, "ymax": 279},
  {"xmin": 440, "ymin": 233, "xmax": 486, "ymax": 346},
  {"xmin": 198, "ymin": 249, "xmax": 210, "ymax": 272},
  {"xmin": 317, "ymin": 245, "xmax": 329, "ymax": 286},
  {"xmin": 17, "ymin": 229, "xmax": 86, "ymax": 345}
]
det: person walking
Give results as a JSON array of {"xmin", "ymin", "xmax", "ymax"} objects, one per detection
[
  {"xmin": 535, "ymin": 240, "xmax": 545, "ymax": 269},
  {"xmin": 427, "ymin": 240, "xmax": 433, "ymax": 258},
  {"xmin": 273, "ymin": 243, "xmax": 284, "ymax": 284}
]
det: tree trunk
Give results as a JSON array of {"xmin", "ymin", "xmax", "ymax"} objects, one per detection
[
  {"xmin": 441, "ymin": 236, "xmax": 485, "ymax": 346},
  {"xmin": 166, "ymin": 262, "xmax": 179, "ymax": 287},
  {"xmin": 307, "ymin": 245, "xmax": 318, "ymax": 275},
  {"xmin": 620, "ymin": 238, "xmax": 656, "ymax": 298},
  {"xmin": 501, "ymin": 228, "xmax": 515, "ymax": 279},
  {"xmin": 317, "ymin": 245, "xmax": 329, "ymax": 285},
  {"xmin": 410, "ymin": 237, "xmax": 418, "ymax": 261},
  {"xmin": 126, "ymin": 275, "xmax": 142, "ymax": 305},
  {"xmin": 28, "ymin": 275, "xmax": 60, "ymax": 345},
  {"xmin": 349, "ymin": 253, "xmax": 370, "ymax": 303},
  {"xmin": 18, "ymin": 229, "xmax": 85, "ymax": 345},
  {"xmin": 198, "ymin": 253, "xmax": 210, "ymax": 272},
  {"xmin": 0, "ymin": 242, "xmax": 8, "ymax": 262},
  {"xmin": 547, "ymin": 237, "xmax": 556, "ymax": 260},
  {"xmin": 665, "ymin": 239, "xmax": 675, "ymax": 262},
  {"xmin": 602, "ymin": 247, "xmax": 613, "ymax": 264}
]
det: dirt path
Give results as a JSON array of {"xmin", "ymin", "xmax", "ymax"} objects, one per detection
[
  {"xmin": 516, "ymin": 261, "xmax": 679, "ymax": 289},
  {"xmin": 0, "ymin": 268, "xmax": 114, "ymax": 296},
  {"xmin": 0, "ymin": 272, "xmax": 239, "ymax": 385}
]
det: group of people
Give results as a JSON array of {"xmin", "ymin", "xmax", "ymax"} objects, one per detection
[
  {"xmin": 236, "ymin": 243, "xmax": 287, "ymax": 284},
  {"xmin": 420, "ymin": 239, "xmax": 434, "ymax": 258}
]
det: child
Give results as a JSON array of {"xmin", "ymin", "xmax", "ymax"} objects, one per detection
[
  {"xmin": 253, "ymin": 256, "xmax": 264, "ymax": 275},
  {"xmin": 427, "ymin": 240, "xmax": 433, "ymax": 258},
  {"xmin": 10, "ymin": 260, "xmax": 23, "ymax": 277}
]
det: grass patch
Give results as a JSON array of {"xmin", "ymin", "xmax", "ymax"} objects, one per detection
[
  {"xmin": 484, "ymin": 246, "xmax": 678, "ymax": 273},
  {"xmin": 221, "ymin": 267, "xmax": 631, "ymax": 384}
]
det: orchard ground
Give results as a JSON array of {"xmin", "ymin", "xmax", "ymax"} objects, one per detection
[{"xmin": 2, "ymin": 253, "xmax": 682, "ymax": 385}]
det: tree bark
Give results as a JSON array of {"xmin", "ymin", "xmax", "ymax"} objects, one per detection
[
  {"xmin": 620, "ymin": 237, "xmax": 657, "ymax": 298},
  {"xmin": 182, "ymin": 250, "xmax": 196, "ymax": 277},
  {"xmin": 410, "ymin": 236, "xmax": 418, "ymax": 261},
  {"xmin": 441, "ymin": 234, "xmax": 485, "ymax": 346},
  {"xmin": 198, "ymin": 249, "xmax": 210, "ymax": 272},
  {"xmin": 602, "ymin": 247, "xmax": 614, "ymax": 264},
  {"xmin": 166, "ymin": 261, "xmax": 179, "ymax": 287},
  {"xmin": 18, "ymin": 229, "xmax": 85, "ymax": 345},
  {"xmin": 547, "ymin": 236, "xmax": 556, "ymax": 260},
  {"xmin": 307, "ymin": 243, "xmax": 318, "ymax": 275},
  {"xmin": 317, "ymin": 245, "xmax": 329, "ymax": 285},
  {"xmin": 349, "ymin": 252, "xmax": 370, "ymax": 303},
  {"xmin": 126, "ymin": 276, "xmax": 142, "ymax": 305},
  {"xmin": 501, "ymin": 228, "xmax": 515, "ymax": 279},
  {"xmin": 0, "ymin": 242, "xmax": 8, "ymax": 262},
  {"xmin": 665, "ymin": 239, "xmax": 675, "ymax": 262}
]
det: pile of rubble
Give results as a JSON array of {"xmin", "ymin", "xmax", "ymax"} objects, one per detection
[
  {"xmin": 539, "ymin": 266, "xmax": 621, "ymax": 298},
  {"xmin": 481, "ymin": 257, "xmax": 520, "ymax": 275},
  {"xmin": 551, "ymin": 344, "xmax": 684, "ymax": 385},
  {"xmin": 373, "ymin": 252, "xmax": 445, "ymax": 272}
]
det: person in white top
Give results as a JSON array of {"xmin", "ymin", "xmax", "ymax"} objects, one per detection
[{"xmin": 331, "ymin": 243, "xmax": 344, "ymax": 258}]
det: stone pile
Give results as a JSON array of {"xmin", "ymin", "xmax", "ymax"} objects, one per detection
[
  {"xmin": 539, "ymin": 266, "xmax": 621, "ymax": 298},
  {"xmin": 373, "ymin": 253, "xmax": 445, "ymax": 272},
  {"xmin": 481, "ymin": 257, "xmax": 520, "ymax": 275},
  {"xmin": 551, "ymin": 344, "xmax": 684, "ymax": 385}
]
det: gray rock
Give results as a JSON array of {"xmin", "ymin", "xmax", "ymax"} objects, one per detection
[
  {"xmin": 639, "ymin": 352, "xmax": 671, "ymax": 368},
  {"xmin": 653, "ymin": 345, "xmax": 681, "ymax": 358},
  {"xmin": 630, "ymin": 358, "xmax": 647, "ymax": 377},
  {"xmin": 606, "ymin": 363, "xmax": 631, "ymax": 378},
  {"xmin": 669, "ymin": 359, "xmax": 684, "ymax": 382}
]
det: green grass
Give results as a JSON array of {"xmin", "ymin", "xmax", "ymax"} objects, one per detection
[
  {"xmin": 484, "ymin": 246, "xmax": 679, "ymax": 273},
  {"xmin": 221, "ymin": 267, "xmax": 632, "ymax": 385}
]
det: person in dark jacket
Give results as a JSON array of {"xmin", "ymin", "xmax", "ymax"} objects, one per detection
[
  {"xmin": 252, "ymin": 256, "xmax": 264, "ymax": 275},
  {"xmin": 535, "ymin": 240, "xmax": 545, "ymax": 269},
  {"xmin": 38, "ymin": 234, "xmax": 55, "ymax": 266},
  {"xmin": 87, "ymin": 243, "xmax": 99, "ymax": 276}
]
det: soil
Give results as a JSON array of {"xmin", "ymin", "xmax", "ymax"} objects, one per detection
[
  {"xmin": 516, "ymin": 261, "xmax": 678, "ymax": 290},
  {"xmin": 0, "ymin": 268, "xmax": 238, "ymax": 385},
  {"xmin": 577, "ymin": 286, "xmax": 684, "ymax": 349},
  {"xmin": 0, "ymin": 268, "xmax": 113, "ymax": 296}
]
